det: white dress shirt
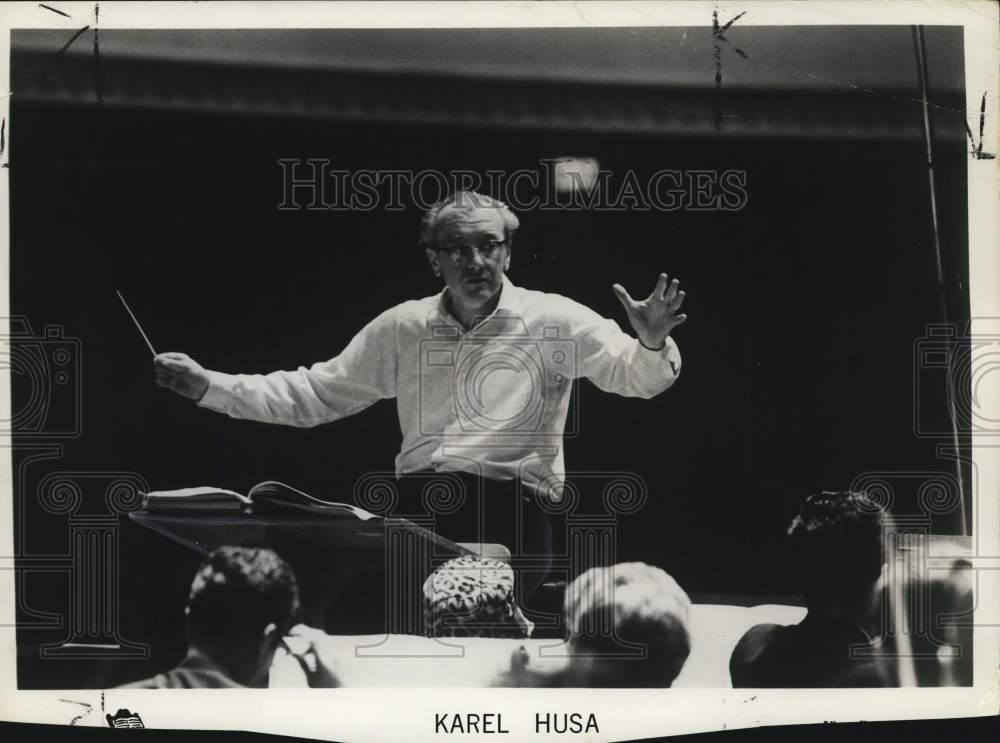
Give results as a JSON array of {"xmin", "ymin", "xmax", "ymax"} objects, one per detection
[{"xmin": 198, "ymin": 275, "xmax": 681, "ymax": 496}]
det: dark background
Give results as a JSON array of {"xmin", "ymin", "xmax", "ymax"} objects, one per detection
[{"xmin": 9, "ymin": 26, "xmax": 970, "ymax": 687}]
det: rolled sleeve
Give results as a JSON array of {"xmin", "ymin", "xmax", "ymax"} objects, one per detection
[
  {"xmin": 630, "ymin": 336, "xmax": 682, "ymax": 396},
  {"xmin": 196, "ymin": 371, "xmax": 242, "ymax": 413}
]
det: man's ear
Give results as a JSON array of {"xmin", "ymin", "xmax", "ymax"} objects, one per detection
[
  {"xmin": 262, "ymin": 621, "xmax": 280, "ymax": 650},
  {"xmin": 503, "ymin": 239, "xmax": 512, "ymax": 272},
  {"xmin": 425, "ymin": 247, "xmax": 442, "ymax": 277}
]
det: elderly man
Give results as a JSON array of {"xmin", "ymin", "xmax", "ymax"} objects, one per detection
[{"xmin": 155, "ymin": 191, "xmax": 686, "ymax": 597}]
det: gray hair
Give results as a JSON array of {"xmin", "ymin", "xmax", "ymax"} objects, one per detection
[
  {"xmin": 563, "ymin": 562, "xmax": 692, "ymax": 687},
  {"xmin": 418, "ymin": 191, "xmax": 520, "ymax": 249}
]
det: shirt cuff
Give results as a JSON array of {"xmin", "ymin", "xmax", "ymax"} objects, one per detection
[
  {"xmin": 638, "ymin": 336, "xmax": 682, "ymax": 377},
  {"xmin": 639, "ymin": 338, "xmax": 667, "ymax": 352},
  {"xmin": 196, "ymin": 371, "xmax": 240, "ymax": 412}
]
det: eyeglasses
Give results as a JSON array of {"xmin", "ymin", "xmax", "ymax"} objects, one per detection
[{"xmin": 436, "ymin": 239, "xmax": 508, "ymax": 265}]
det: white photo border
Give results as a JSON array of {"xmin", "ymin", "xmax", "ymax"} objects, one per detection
[{"xmin": 0, "ymin": 2, "xmax": 996, "ymax": 741}]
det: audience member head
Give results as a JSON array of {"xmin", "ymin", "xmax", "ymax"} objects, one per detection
[
  {"xmin": 185, "ymin": 546, "xmax": 300, "ymax": 686},
  {"xmin": 423, "ymin": 555, "xmax": 533, "ymax": 639},
  {"xmin": 787, "ymin": 491, "xmax": 886, "ymax": 611},
  {"xmin": 562, "ymin": 562, "xmax": 692, "ymax": 687}
]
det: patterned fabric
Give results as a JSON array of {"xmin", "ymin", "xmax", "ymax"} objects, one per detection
[{"xmin": 423, "ymin": 556, "xmax": 528, "ymax": 638}]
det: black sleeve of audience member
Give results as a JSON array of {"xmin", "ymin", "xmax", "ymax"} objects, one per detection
[{"xmin": 729, "ymin": 623, "xmax": 780, "ymax": 688}]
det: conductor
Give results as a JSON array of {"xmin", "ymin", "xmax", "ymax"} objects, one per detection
[{"xmin": 155, "ymin": 191, "xmax": 687, "ymax": 598}]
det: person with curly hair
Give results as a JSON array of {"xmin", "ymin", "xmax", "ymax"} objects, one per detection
[
  {"xmin": 729, "ymin": 491, "xmax": 891, "ymax": 688},
  {"xmin": 120, "ymin": 546, "xmax": 300, "ymax": 688},
  {"xmin": 422, "ymin": 555, "xmax": 534, "ymax": 639}
]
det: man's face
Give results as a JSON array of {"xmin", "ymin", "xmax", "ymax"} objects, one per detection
[{"xmin": 426, "ymin": 207, "xmax": 511, "ymax": 311}]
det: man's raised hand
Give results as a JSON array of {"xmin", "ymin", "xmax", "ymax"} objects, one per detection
[
  {"xmin": 154, "ymin": 352, "xmax": 210, "ymax": 401},
  {"xmin": 612, "ymin": 274, "xmax": 688, "ymax": 350}
]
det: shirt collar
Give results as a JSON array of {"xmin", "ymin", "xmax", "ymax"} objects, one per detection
[
  {"xmin": 181, "ymin": 649, "xmax": 231, "ymax": 674},
  {"xmin": 433, "ymin": 274, "xmax": 522, "ymax": 332},
  {"xmin": 495, "ymin": 274, "xmax": 520, "ymax": 314}
]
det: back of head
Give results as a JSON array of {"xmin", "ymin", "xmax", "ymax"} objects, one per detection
[
  {"xmin": 422, "ymin": 555, "xmax": 533, "ymax": 639},
  {"xmin": 787, "ymin": 491, "xmax": 886, "ymax": 609},
  {"xmin": 563, "ymin": 562, "xmax": 691, "ymax": 687},
  {"xmin": 186, "ymin": 546, "xmax": 300, "ymax": 655}
]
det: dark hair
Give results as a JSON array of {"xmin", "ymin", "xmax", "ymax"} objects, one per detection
[
  {"xmin": 418, "ymin": 191, "xmax": 520, "ymax": 250},
  {"xmin": 787, "ymin": 491, "xmax": 886, "ymax": 607},
  {"xmin": 186, "ymin": 546, "xmax": 299, "ymax": 652}
]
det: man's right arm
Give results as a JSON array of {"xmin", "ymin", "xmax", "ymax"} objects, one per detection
[{"xmin": 154, "ymin": 308, "xmax": 398, "ymax": 428}]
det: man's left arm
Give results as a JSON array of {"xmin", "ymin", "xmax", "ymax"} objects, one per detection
[{"xmin": 567, "ymin": 273, "xmax": 686, "ymax": 398}]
